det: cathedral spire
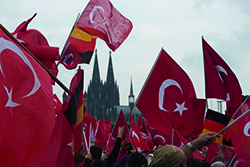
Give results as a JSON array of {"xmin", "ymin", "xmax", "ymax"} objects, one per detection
[
  {"xmin": 128, "ymin": 77, "xmax": 135, "ymax": 109},
  {"xmin": 106, "ymin": 51, "xmax": 114, "ymax": 85},
  {"xmin": 92, "ymin": 49, "xmax": 101, "ymax": 84}
]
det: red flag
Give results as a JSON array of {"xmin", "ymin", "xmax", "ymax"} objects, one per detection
[
  {"xmin": 149, "ymin": 127, "xmax": 204, "ymax": 161},
  {"xmin": 60, "ymin": 27, "xmax": 96, "ymax": 69},
  {"xmin": 82, "ymin": 112, "xmax": 98, "ymax": 153},
  {"xmin": 38, "ymin": 69, "xmax": 84, "ymax": 167},
  {"xmin": 228, "ymin": 155, "xmax": 244, "ymax": 167},
  {"xmin": 95, "ymin": 119, "xmax": 112, "ymax": 151},
  {"xmin": 53, "ymin": 94, "xmax": 62, "ymax": 115},
  {"xmin": 0, "ymin": 28, "xmax": 55, "ymax": 166},
  {"xmin": 11, "ymin": 13, "xmax": 60, "ymax": 84},
  {"xmin": 227, "ymin": 109, "xmax": 250, "ymax": 166},
  {"xmin": 202, "ymin": 37, "xmax": 242, "ymax": 117},
  {"xmin": 136, "ymin": 48, "xmax": 206, "ymax": 138},
  {"xmin": 137, "ymin": 116, "xmax": 142, "ymax": 130},
  {"xmin": 127, "ymin": 121, "xmax": 150, "ymax": 153},
  {"xmin": 111, "ymin": 110, "xmax": 128, "ymax": 140},
  {"xmin": 76, "ymin": 0, "xmax": 133, "ymax": 51},
  {"xmin": 232, "ymin": 96, "xmax": 250, "ymax": 119}
]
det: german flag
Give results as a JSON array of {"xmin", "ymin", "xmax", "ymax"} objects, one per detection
[
  {"xmin": 202, "ymin": 108, "xmax": 231, "ymax": 144},
  {"xmin": 60, "ymin": 26, "xmax": 96, "ymax": 70},
  {"xmin": 63, "ymin": 68, "xmax": 84, "ymax": 154}
]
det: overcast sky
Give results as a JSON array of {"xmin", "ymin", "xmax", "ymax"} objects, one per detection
[{"xmin": 1, "ymin": 0, "xmax": 250, "ymax": 111}]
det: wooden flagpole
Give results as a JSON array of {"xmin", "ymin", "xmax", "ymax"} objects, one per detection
[{"xmin": 0, "ymin": 23, "xmax": 69, "ymax": 93}]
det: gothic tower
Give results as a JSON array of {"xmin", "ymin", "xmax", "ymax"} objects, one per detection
[
  {"xmin": 103, "ymin": 51, "xmax": 119, "ymax": 121},
  {"xmin": 85, "ymin": 50, "xmax": 119, "ymax": 121},
  {"xmin": 86, "ymin": 49, "xmax": 104, "ymax": 119},
  {"xmin": 128, "ymin": 77, "xmax": 135, "ymax": 110}
]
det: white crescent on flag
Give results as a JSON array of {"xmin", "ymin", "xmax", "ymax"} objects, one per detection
[
  {"xmin": 159, "ymin": 79, "xmax": 183, "ymax": 111},
  {"xmin": 89, "ymin": 6, "xmax": 107, "ymax": 24},
  {"xmin": 0, "ymin": 37, "xmax": 41, "ymax": 107}
]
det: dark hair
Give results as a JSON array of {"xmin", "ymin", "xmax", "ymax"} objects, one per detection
[
  {"xmin": 90, "ymin": 145, "xmax": 102, "ymax": 161},
  {"xmin": 201, "ymin": 160, "xmax": 211, "ymax": 167},
  {"xmin": 186, "ymin": 157, "xmax": 201, "ymax": 167},
  {"xmin": 210, "ymin": 155, "xmax": 227, "ymax": 165},
  {"xmin": 127, "ymin": 152, "xmax": 148, "ymax": 167}
]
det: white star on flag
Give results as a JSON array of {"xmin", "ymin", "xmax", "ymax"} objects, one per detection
[
  {"xmin": 4, "ymin": 86, "xmax": 19, "ymax": 108},
  {"xmin": 174, "ymin": 102, "xmax": 187, "ymax": 116}
]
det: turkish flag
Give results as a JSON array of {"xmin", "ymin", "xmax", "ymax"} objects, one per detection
[
  {"xmin": 202, "ymin": 37, "xmax": 242, "ymax": 117},
  {"xmin": 38, "ymin": 69, "xmax": 84, "ymax": 167},
  {"xmin": 111, "ymin": 110, "xmax": 128, "ymax": 141},
  {"xmin": 149, "ymin": 127, "xmax": 204, "ymax": 161},
  {"xmin": 228, "ymin": 155, "xmax": 243, "ymax": 167},
  {"xmin": 11, "ymin": 13, "xmax": 60, "ymax": 84},
  {"xmin": 76, "ymin": 0, "xmax": 133, "ymax": 51},
  {"xmin": 53, "ymin": 94, "xmax": 62, "ymax": 115},
  {"xmin": 227, "ymin": 108, "xmax": 250, "ymax": 166},
  {"xmin": 82, "ymin": 112, "xmax": 98, "ymax": 153},
  {"xmin": 0, "ymin": 28, "xmax": 55, "ymax": 166},
  {"xmin": 127, "ymin": 122, "xmax": 150, "ymax": 153},
  {"xmin": 136, "ymin": 48, "xmax": 206, "ymax": 138},
  {"xmin": 95, "ymin": 119, "xmax": 112, "ymax": 151}
]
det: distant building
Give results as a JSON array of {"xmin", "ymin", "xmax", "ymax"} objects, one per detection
[{"xmin": 84, "ymin": 49, "xmax": 141, "ymax": 124}]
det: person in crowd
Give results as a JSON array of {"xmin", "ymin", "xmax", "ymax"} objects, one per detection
[
  {"xmin": 74, "ymin": 145, "xmax": 86, "ymax": 167},
  {"xmin": 200, "ymin": 160, "xmax": 211, "ymax": 167},
  {"xmin": 126, "ymin": 152, "xmax": 148, "ymax": 167},
  {"xmin": 149, "ymin": 132, "xmax": 216, "ymax": 167},
  {"xmin": 210, "ymin": 155, "xmax": 228, "ymax": 167},
  {"xmin": 186, "ymin": 157, "xmax": 201, "ymax": 167},
  {"xmin": 211, "ymin": 161, "xmax": 225, "ymax": 167},
  {"xmin": 83, "ymin": 126, "xmax": 125, "ymax": 167}
]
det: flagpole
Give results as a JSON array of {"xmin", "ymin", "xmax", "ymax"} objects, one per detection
[
  {"xmin": 215, "ymin": 109, "xmax": 250, "ymax": 137},
  {"xmin": 57, "ymin": 13, "xmax": 80, "ymax": 67},
  {"xmin": 0, "ymin": 24, "xmax": 69, "ymax": 93},
  {"xmin": 125, "ymin": 105, "xmax": 136, "ymax": 124},
  {"xmin": 171, "ymin": 123, "xmax": 174, "ymax": 145}
]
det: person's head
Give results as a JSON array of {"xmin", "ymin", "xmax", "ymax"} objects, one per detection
[
  {"xmin": 126, "ymin": 152, "xmax": 148, "ymax": 167},
  {"xmin": 186, "ymin": 157, "xmax": 201, "ymax": 167},
  {"xmin": 211, "ymin": 161, "xmax": 225, "ymax": 167},
  {"xmin": 200, "ymin": 160, "xmax": 211, "ymax": 167},
  {"xmin": 149, "ymin": 145, "xmax": 186, "ymax": 167},
  {"xmin": 210, "ymin": 155, "xmax": 228, "ymax": 166},
  {"xmin": 90, "ymin": 145, "xmax": 102, "ymax": 161}
]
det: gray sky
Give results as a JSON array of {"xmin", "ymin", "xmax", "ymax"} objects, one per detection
[{"xmin": 1, "ymin": 0, "xmax": 250, "ymax": 111}]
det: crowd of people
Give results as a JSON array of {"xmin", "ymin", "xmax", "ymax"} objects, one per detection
[{"xmin": 74, "ymin": 126, "xmax": 231, "ymax": 167}]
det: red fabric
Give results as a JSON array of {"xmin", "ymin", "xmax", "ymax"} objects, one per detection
[
  {"xmin": 228, "ymin": 155, "xmax": 243, "ymax": 167},
  {"xmin": 53, "ymin": 94, "xmax": 62, "ymax": 115},
  {"xmin": 149, "ymin": 127, "xmax": 204, "ymax": 161},
  {"xmin": 76, "ymin": 0, "xmax": 133, "ymax": 51},
  {"xmin": 227, "ymin": 109, "xmax": 250, "ymax": 166},
  {"xmin": 95, "ymin": 120, "xmax": 112, "ymax": 151},
  {"xmin": 0, "ymin": 27, "xmax": 55, "ymax": 167},
  {"xmin": 136, "ymin": 48, "xmax": 206, "ymax": 138},
  {"xmin": 127, "ymin": 122, "xmax": 150, "ymax": 153},
  {"xmin": 202, "ymin": 37, "xmax": 242, "ymax": 117},
  {"xmin": 38, "ymin": 69, "xmax": 83, "ymax": 167},
  {"xmin": 11, "ymin": 13, "xmax": 60, "ymax": 84},
  {"xmin": 111, "ymin": 110, "xmax": 128, "ymax": 141},
  {"xmin": 137, "ymin": 116, "xmax": 142, "ymax": 131},
  {"xmin": 82, "ymin": 112, "xmax": 98, "ymax": 153},
  {"xmin": 232, "ymin": 96, "xmax": 250, "ymax": 119},
  {"xmin": 205, "ymin": 143, "xmax": 219, "ymax": 163}
]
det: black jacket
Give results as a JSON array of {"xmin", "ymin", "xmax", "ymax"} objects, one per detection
[{"xmin": 83, "ymin": 138, "xmax": 122, "ymax": 167}]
